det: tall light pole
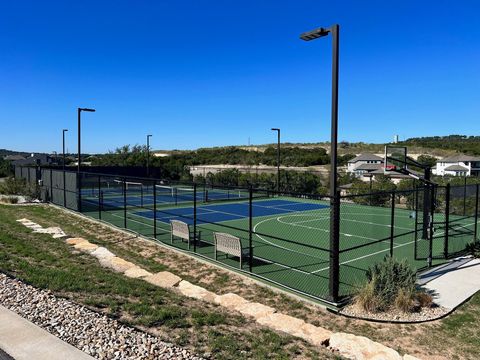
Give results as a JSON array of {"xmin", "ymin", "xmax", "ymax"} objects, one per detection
[
  {"xmin": 77, "ymin": 107, "xmax": 95, "ymax": 212},
  {"xmin": 146, "ymin": 134, "xmax": 153, "ymax": 177},
  {"xmin": 271, "ymin": 128, "xmax": 280, "ymax": 192},
  {"xmin": 62, "ymin": 129, "xmax": 68, "ymax": 171},
  {"xmin": 300, "ymin": 24, "xmax": 340, "ymax": 303},
  {"xmin": 77, "ymin": 108, "xmax": 95, "ymax": 173}
]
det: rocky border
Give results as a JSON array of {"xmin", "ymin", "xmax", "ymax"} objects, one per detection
[{"xmin": 14, "ymin": 218, "xmax": 423, "ymax": 360}]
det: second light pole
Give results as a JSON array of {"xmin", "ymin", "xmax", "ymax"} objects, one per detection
[
  {"xmin": 271, "ymin": 128, "xmax": 281, "ymax": 192},
  {"xmin": 146, "ymin": 134, "xmax": 153, "ymax": 176}
]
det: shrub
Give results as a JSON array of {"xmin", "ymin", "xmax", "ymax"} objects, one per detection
[
  {"xmin": 354, "ymin": 281, "xmax": 382, "ymax": 312},
  {"xmin": 415, "ymin": 291, "xmax": 433, "ymax": 308},
  {"xmin": 0, "ymin": 177, "xmax": 39, "ymax": 200},
  {"xmin": 365, "ymin": 256, "xmax": 417, "ymax": 309},
  {"xmin": 394, "ymin": 288, "xmax": 415, "ymax": 313}
]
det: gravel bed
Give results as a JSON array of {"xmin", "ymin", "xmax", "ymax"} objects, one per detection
[
  {"xmin": 340, "ymin": 303, "xmax": 450, "ymax": 322},
  {"xmin": 0, "ymin": 273, "xmax": 202, "ymax": 359}
]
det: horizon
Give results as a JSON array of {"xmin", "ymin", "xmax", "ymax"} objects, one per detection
[{"xmin": 1, "ymin": 1, "xmax": 479, "ymax": 153}]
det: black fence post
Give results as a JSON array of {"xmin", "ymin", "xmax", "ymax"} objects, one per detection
[
  {"xmin": 329, "ymin": 190, "xmax": 341, "ymax": 303},
  {"xmin": 428, "ymin": 185, "xmax": 435, "ymax": 268},
  {"xmin": 63, "ymin": 168, "xmax": 67, "ymax": 208},
  {"xmin": 444, "ymin": 184, "xmax": 450, "ymax": 258},
  {"xmin": 123, "ymin": 178, "xmax": 127, "ymax": 229},
  {"xmin": 50, "ymin": 168, "xmax": 53, "ymax": 203},
  {"xmin": 414, "ymin": 187, "xmax": 419, "ymax": 260},
  {"xmin": 153, "ymin": 180, "xmax": 157, "ymax": 239},
  {"xmin": 390, "ymin": 191, "xmax": 395, "ymax": 257},
  {"xmin": 78, "ymin": 172, "xmax": 82, "ymax": 213},
  {"xmin": 249, "ymin": 186, "xmax": 253, "ymax": 272},
  {"xmin": 474, "ymin": 184, "xmax": 479, "ymax": 243},
  {"xmin": 463, "ymin": 177, "xmax": 467, "ymax": 216},
  {"xmin": 193, "ymin": 183, "xmax": 197, "ymax": 252},
  {"xmin": 98, "ymin": 175, "xmax": 102, "ymax": 220}
]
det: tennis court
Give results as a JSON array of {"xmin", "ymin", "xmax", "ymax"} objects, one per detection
[{"xmin": 81, "ymin": 184, "xmax": 478, "ymax": 301}]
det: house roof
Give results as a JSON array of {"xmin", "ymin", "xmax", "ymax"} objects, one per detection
[
  {"xmin": 354, "ymin": 163, "xmax": 383, "ymax": 171},
  {"xmin": 441, "ymin": 154, "xmax": 480, "ymax": 163},
  {"xmin": 444, "ymin": 164, "xmax": 469, "ymax": 172},
  {"xmin": 4, "ymin": 155, "xmax": 26, "ymax": 161},
  {"xmin": 348, "ymin": 153, "xmax": 383, "ymax": 163}
]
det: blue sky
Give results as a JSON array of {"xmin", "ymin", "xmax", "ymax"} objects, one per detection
[{"xmin": 1, "ymin": 1, "xmax": 479, "ymax": 153}]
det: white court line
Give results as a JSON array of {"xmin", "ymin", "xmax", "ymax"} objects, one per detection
[
  {"xmin": 287, "ymin": 216, "xmax": 413, "ymax": 231},
  {"xmin": 311, "ymin": 220, "xmax": 478, "ymax": 274}
]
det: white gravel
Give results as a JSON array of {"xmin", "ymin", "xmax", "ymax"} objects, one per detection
[{"xmin": 0, "ymin": 273, "xmax": 202, "ymax": 359}]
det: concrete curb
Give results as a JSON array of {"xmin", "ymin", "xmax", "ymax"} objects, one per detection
[{"xmin": 0, "ymin": 305, "xmax": 94, "ymax": 360}]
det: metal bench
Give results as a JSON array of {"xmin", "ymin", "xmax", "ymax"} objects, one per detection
[
  {"xmin": 170, "ymin": 220, "xmax": 192, "ymax": 249},
  {"xmin": 213, "ymin": 232, "xmax": 250, "ymax": 269}
]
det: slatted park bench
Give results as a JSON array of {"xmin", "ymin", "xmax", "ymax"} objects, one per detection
[
  {"xmin": 213, "ymin": 232, "xmax": 250, "ymax": 269},
  {"xmin": 170, "ymin": 220, "xmax": 193, "ymax": 249}
]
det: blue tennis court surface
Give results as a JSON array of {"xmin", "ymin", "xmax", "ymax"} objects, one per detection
[{"xmin": 133, "ymin": 199, "xmax": 329, "ymax": 224}]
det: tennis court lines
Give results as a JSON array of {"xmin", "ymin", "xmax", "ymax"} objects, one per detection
[{"xmin": 132, "ymin": 199, "xmax": 329, "ymax": 224}]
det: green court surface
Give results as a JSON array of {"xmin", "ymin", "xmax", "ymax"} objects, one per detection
[{"xmin": 81, "ymin": 194, "xmax": 478, "ymax": 303}]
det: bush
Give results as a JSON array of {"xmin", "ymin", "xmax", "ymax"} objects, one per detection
[
  {"xmin": 355, "ymin": 256, "xmax": 431, "ymax": 313},
  {"xmin": 0, "ymin": 177, "xmax": 39, "ymax": 200}
]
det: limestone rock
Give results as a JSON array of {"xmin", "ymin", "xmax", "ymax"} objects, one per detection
[
  {"xmin": 329, "ymin": 332, "xmax": 402, "ymax": 360},
  {"xmin": 144, "ymin": 271, "xmax": 182, "ymax": 288},
  {"xmin": 66, "ymin": 237, "xmax": 89, "ymax": 245},
  {"xmin": 177, "ymin": 281, "xmax": 216, "ymax": 302},
  {"xmin": 91, "ymin": 247, "xmax": 115, "ymax": 260},
  {"xmin": 297, "ymin": 323, "xmax": 332, "ymax": 346},
  {"xmin": 98, "ymin": 256, "xmax": 137, "ymax": 273},
  {"xmin": 16, "ymin": 218, "xmax": 31, "ymax": 223},
  {"xmin": 235, "ymin": 302, "xmax": 276, "ymax": 319},
  {"xmin": 213, "ymin": 293, "xmax": 249, "ymax": 310},
  {"xmin": 124, "ymin": 267, "xmax": 152, "ymax": 279},
  {"xmin": 74, "ymin": 241, "xmax": 99, "ymax": 253},
  {"xmin": 256, "ymin": 313, "xmax": 306, "ymax": 337}
]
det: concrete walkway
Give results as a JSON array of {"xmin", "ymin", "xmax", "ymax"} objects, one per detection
[
  {"xmin": 420, "ymin": 257, "xmax": 480, "ymax": 310},
  {"xmin": 0, "ymin": 305, "xmax": 93, "ymax": 360}
]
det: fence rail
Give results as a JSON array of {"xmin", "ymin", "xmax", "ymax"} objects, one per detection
[{"xmin": 15, "ymin": 166, "xmax": 480, "ymax": 305}]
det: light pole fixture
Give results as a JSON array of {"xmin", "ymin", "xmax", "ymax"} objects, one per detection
[
  {"xmin": 271, "ymin": 128, "xmax": 281, "ymax": 192},
  {"xmin": 300, "ymin": 24, "xmax": 340, "ymax": 303},
  {"xmin": 146, "ymin": 134, "xmax": 153, "ymax": 176}
]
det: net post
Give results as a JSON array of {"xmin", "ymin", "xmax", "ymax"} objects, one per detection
[
  {"xmin": 193, "ymin": 183, "xmax": 197, "ymax": 252},
  {"xmin": 141, "ymin": 183, "xmax": 144, "ymax": 208},
  {"xmin": 153, "ymin": 180, "xmax": 157, "ymax": 239},
  {"xmin": 98, "ymin": 175, "xmax": 102, "ymax": 220},
  {"xmin": 329, "ymin": 190, "xmax": 341, "ymax": 303},
  {"xmin": 123, "ymin": 177, "xmax": 127, "ymax": 229},
  {"xmin": 248, "ymin": 186, "xmax": 253, "ymax": 272},
  {"xmin": 175, "ymin": 187, "xmax": 178, "ymax": 206},
  {"xmin": 444, "ymin": 184, "xmax": 450, "ymax": 258},
  {"xmin": 390, "ymin": 191, "xmax": 395, "ymax": 257},
  {"xmin": 474, "ymin": 184, "xmax": 479, "ymax": 243}
]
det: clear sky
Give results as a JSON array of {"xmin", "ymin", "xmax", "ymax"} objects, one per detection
[{"xmin": 1, "ymin": 1, "xmax": 479, "ymax": 153}]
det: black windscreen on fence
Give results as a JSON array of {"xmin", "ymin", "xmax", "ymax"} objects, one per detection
[{"xmin": 14, "ymin": 165, "xmax": 480, "ymax": 304}]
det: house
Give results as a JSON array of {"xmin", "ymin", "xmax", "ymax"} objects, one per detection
[
  {"xmin": 3, "ymin": 154, "xmax": 26, "ymax": 161},
  {"xmin": 347, "ymin": 153, "xmax": 384, "ymax": 178},
  {"xmin": 11, "ymin": 154, "xmax": 55, "ymax": 167},
  {"xmin": 433, "ymin": 155, "xmax": 480, "ymax": 177}
]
